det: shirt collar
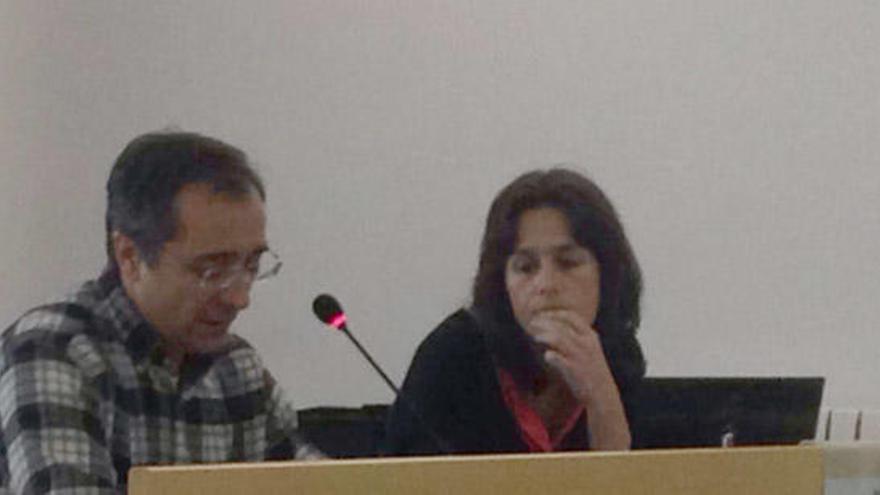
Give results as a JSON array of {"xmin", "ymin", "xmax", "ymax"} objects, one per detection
[
  {"xmin": 93, "ymin": 270, "xmax": 164, "ymax": 367},
  {"xmin": 496, "ymin": 367, "xmax": 585, "ymax": 452}
]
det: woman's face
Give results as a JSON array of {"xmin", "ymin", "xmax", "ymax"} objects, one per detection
[{"xmin": 504, "ymin": 207, "xmax": 601, "ymax": 337}]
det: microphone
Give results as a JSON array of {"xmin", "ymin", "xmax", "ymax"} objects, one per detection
[
  {"xmin": 312, "ymin": 293, "xmax": 400, "ymax": 395},
  {"xmin": 312, "ymin": 293, "xmax": 452, "ymax": 454}
]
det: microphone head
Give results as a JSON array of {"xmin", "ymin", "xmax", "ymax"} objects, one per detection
[{"xmin": 313, "ymin": 293, "xmax": 347, "ymax": 330}]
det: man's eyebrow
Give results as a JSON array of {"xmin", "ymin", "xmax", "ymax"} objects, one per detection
[
  {"xmin": 190, "ymin": 253, "xmax": 236, "ymax": 266},
  {"xmin": 191, "ymin": 246, "xmax": 269, "ymax": 265}
]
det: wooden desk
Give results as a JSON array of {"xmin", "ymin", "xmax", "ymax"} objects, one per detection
[{"xmin": 129, "ymin": 446, "xmax": 823, "ymax": 494}]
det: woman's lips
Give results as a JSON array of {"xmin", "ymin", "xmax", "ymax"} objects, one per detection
[{"xmin": 531, "ymin": 304, "xmax": 567, "ymax": 314}]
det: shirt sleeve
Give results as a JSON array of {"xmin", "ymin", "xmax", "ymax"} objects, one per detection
[
  {"xmin": 261, "ymin": 370, "xmax": 326, "ymax": 461},
  {"xmin": 0, "ymin": 320, "xmax": 118, "ymax": 494}
]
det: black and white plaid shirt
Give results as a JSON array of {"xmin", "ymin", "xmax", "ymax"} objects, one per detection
[{"xmin": 0, "ymin": 273, "xmax": 322, "ymax": 494}]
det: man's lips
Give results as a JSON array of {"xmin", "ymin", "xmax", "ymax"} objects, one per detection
[{"xmin": 198, "ymin": 319, "xmax": 233, "ymax": 333}]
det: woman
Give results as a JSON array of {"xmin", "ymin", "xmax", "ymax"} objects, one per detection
[{"xmin": 384, "ymin": 168, "xmax": 646, "ymax": 455}]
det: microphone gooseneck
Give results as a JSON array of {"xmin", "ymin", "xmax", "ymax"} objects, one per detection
[
  {"xmin": 312, "ymin": 293, "xmax": 399, "ymax": 395},
  {"xmin": 311, "ymin": 293, "xmax": 452, "ymax": 454}
]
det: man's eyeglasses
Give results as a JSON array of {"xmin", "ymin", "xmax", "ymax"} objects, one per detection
[{"xmin": 193, "ymin": 250, "xmax": 283, "ymax": 292}]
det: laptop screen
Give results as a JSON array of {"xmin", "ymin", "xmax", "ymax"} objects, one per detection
[{"xmin": 629, "ymin": 377, "xmax": 825, "ymax": 449}]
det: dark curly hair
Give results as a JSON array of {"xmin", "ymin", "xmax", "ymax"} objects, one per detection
[{"xmin": 471, "ymin": 167, "xmax": 645, "ymax": 399}]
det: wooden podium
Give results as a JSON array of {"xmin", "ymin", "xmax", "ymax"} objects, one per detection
[{"xmin": 128, "ymin": 446, "xmax": 823, "ymax": 494}]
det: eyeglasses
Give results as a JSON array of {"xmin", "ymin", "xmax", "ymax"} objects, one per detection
[{"xmin": 194, "ymin": 250, "xmax": 283, "ymax": 292}]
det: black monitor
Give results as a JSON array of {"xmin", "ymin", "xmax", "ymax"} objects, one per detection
[{"xmin": 630, "ymin": 376, "xmax": 825, "ymax": 449}]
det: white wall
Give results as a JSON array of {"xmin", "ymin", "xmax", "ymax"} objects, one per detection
[{"xmin": 1, "ymin": 1, "xmax": 878, "ymax": 410}]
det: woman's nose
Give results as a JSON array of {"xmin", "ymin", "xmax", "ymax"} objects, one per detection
[{"xmin": 533, "ymin": 263, "xmax": 560, "ymax": 294}]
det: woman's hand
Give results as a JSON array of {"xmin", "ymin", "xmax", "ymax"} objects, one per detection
[{"xmin": 527, "ymin": 309, "xmax": 631, "ymax": 450}]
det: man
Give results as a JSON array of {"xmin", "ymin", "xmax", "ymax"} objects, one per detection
[{"xmin": 0, "ymin": 132, "xmax": 321, "ymax": 494}]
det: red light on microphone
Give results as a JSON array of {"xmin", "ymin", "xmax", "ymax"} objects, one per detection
[{"xmin": 329, "ymin": 312, "xmax": 347, "ymax": 329}]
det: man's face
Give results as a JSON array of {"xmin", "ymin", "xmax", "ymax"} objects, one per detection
[{"xmin": 121, "ymin": 183, "xmax": 268, "ymax": 362}]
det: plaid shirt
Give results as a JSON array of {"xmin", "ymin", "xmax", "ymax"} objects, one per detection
[{"xmin": 0, "ymin": 273, "xmax": 321, "ymax": 494}]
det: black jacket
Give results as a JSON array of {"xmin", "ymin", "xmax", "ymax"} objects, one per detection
[{"xmin": 384, "ymin": 309, "xmax": 589, "ymax": 455}]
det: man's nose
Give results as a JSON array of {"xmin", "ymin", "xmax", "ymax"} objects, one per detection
[{"xmin": 219, "ymin": 277, "xmax": 252, "ymax": 310}]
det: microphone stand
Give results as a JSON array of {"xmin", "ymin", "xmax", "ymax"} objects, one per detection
[
  {"xmin": 340, "ymin": 327, "xmax": 400, "ymax": 395},
  {"xmin": 337, "ymin": 324, "xmax": 452, "ymax": 454}
]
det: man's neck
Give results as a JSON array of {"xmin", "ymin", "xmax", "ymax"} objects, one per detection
[{"xmin": 159, "ymin": 342, "xmax": 186, "ymax": 374}]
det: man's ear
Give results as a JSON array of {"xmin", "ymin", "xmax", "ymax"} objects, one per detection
[{"xmin": 112, "ymin": 232, "xmax": 142, "ymax": 282}]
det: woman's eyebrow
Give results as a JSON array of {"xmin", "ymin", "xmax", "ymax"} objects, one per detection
[
  {"xmin": 513, "ymin": 242, "xmax": 581, "ymax": 256},
  {"xmin": 554, "ymin": 243, "xmax": 587, "ymax": 254}
]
